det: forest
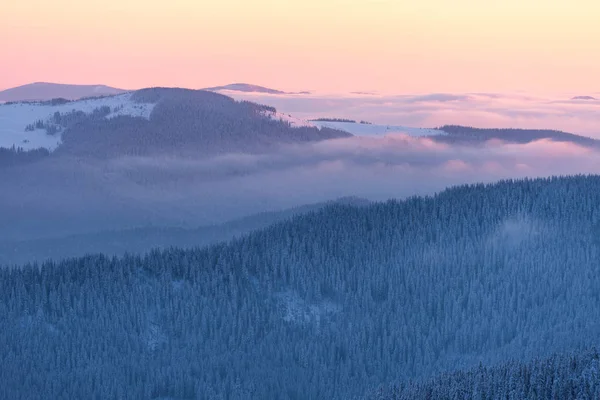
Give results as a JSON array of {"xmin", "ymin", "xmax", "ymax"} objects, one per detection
[
  {"xmin": 3, "ymin": 175, "xmax": 600, "ymax": 399},
  {"xmin": 0, "ymin": 146, "xmax": 49, "ymax": 168}
]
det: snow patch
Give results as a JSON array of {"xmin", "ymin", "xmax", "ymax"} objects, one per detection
[
  {"xmin": 311, "ymin": 120, "xmax": 447, "ymax": 137},
  {"xmin": 261, "ymin": 110, "xmax": 316, "ymax": 128},
  {"xmin": 261, "ymin": 110, "xmax": 447, "ymax": 137},
  {"xmin": 144, "ymin": 321, "xmax": 167, "ymax": 351},
  {"xmin": 275, "ymin": 290, "xmax": 341, "ymax": 324},
  {"xmin": 0, "ymin": 93, "xmax": 155, "ymax": 151}
]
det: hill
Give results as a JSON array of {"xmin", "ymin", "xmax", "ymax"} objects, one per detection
[
  {"xmin": 0, "ymin": 196, "xmax": 371, "ymax": 266},
  {"xmin": 0, "ymin": 87, "xmax": 350, "ymax": 155},
  {"xmin": 435, "ymin": 125, "xmax": 600, "ymax": 147},
  {"xmin": 311, "ymin": 120, "xmax": 446, "ymax": 137},
  {"xmin": 0, "ymin": 82, "xmax": 126, "ymax": 102},
  {"xmin": 3, "ymin": 175, "xmax": 600, "ymax": 398}
]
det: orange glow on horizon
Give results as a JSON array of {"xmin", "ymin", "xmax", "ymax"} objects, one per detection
[{"xmin": 1, "ymin": 0, "xmax": 599, "ymax": 94}]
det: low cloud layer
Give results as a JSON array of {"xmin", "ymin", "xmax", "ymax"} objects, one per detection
[
  {"xmin": 2, "ymin": 133, "xmax": 600, "ymax": 241},
  {"xmin": 107, "ymin": 134, "xmax": 600, "ymax": 202},
  {"xmin": 220, "ymin": 91, "xmax": 600, "ymax": 138}
]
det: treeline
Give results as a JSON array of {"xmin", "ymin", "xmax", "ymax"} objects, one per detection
[
  {"xmin": 370, "ymin": 348, "xmax": 600, "ymax": 399},
  {"xmin": 25, "ymin": 106, "xmax": 112, "ymax": 135},
  {"xmin": 4, "ymin": 175, "xmax": 600, "ymax": 398},
  {"xmin": 0, "ymin": 146, "xmax": 49, "ymax": 168}
]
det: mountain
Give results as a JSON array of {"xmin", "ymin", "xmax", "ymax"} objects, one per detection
[
  {"xmin": 0, "ymin": 196, "xmax": 371, "ymax": 266},
  {"xmin": 0, "ymin": 87, "xmax": 350, "ymax": 156},
  {"xmin": 572, "ymin": 95, "xmax": 597, "ymax": 100},
  {"xmin": 204, "ymin": 83, "xmax": 292, "ymax": 94},
  {"xmin": 4, "ymin": 175, "xmax": 600, "ymax": 399},
  {"xmin": 0, "ymin": 82, "xmax": 126, "ymax": 102},
  {"xmin": 311, "ymin": 119, "xmax": 446, "ymax": 137},
  {"xmin": 0, "ymin": 87, "xmax": 352, "ymax": 242},
  {"xmin": 435, "ymin": 125, "xmax": 600, "ymax": 147},
  {"xmin": 302, "ymin": 120, "xmax": 600, "ymax": 147}
]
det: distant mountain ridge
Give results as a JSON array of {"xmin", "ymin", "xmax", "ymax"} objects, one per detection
[
  {"xmin": 55, "ymin": 87, "xmax": 349, "ymax": 157},
  {"xmin": 571, "ymin": 95, "xmax": 597, "ymax": 100},
  {"xmin": 0, "ymin": 82, "xmax": 127, "ymax": 102},
  {"xmin": 435, "ymin": 125, "xmax": 600, "ymax": 147},
  {"xmin": 0, "ymin": 196, "xmax": 371, "ymax": 266},
  {"xmin": 203, "ymin": 82, "xmax": 310, "ymax": 95}
]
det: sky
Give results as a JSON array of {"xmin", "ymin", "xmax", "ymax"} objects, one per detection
[{"xmin": 1, "ymin": 0, "xmax": 600, "ymax": 94}]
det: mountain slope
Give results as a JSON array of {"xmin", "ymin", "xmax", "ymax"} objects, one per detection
[
  {"xmin": 0, "ymin": 92, "xmax": 154, "ymax": 150},
  {"xmin": 0, "ymin": 196, "xmax": 371, "ymax": 266},
  {"xmin": 3, "ymin": 176, "xmax": 600, "ymax": 398},
  {"xmin": 311, "ymin": 120, "xmax": 446, "ymax": 137},
  {"xmin": 0, "ymin": 82, "xmax": 126, "ymax": 102},
  {"xmin": 0, "ymin": 87, "xmax": 350, "ymax": 154}
]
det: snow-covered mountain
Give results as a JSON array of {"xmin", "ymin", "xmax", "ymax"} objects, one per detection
[
  {"xmin": 310, "ymin": 120, "xmax": 446, "ymax": 137},
  {"xmin": 0, "ymin": 93, "xmax": 154, "ymax": 150},
  {"xmin": 261, "ymin": 112, "xmax": 447, "ymax": 137},
  {"xmin": 0, "ymin": 82, "xmax": 127, "ymax": 102}
]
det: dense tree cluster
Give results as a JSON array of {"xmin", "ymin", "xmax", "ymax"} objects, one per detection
[
  {"xmin": 0, "ymin": 146, "xmax": 49, "ymax": 168},
  {"xmin": 3, "ymin": 175, "xmax": 600, "ymax": 398},
  {"xmin": 434, "ymin": 125, "xmax": 600, "ymax": 147},
  {"xmin": 25, "ymin": 106, "xmax": 112, "ymax": 135},
  {"xmin": 57, "ymin": 88, "xmax": 350, "ymax": 158},
  {"xmin": 370, "ymin": 348, "xmax": 600, "ymax": 399}
]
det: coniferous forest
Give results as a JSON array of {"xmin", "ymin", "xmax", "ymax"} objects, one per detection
[{"xmin": 3, "ymin": 175, "xmax": 600, "ymax": 399}]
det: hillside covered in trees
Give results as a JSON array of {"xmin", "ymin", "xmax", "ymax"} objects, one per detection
[
  {"xmin": 369, "ymin": 348, "xmax": 600, "ymax": 399},
  {"xmin": 3, "ymin": 175, "xmax": 600, "ymax": 399},
  {"xmin": 57, "ymin": 88, "xmax": 350, "ymax": 157},
  {"xmin": 0, "ymin": 196, "xmax": 370, "ymax": 266}
]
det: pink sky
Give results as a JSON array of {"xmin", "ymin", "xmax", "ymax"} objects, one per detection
[{"xmin": 2, "ymin": 0, "xmax": 599, "ymax": 94}]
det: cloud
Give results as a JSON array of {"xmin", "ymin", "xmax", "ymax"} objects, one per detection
[
  {"xmin": 3, "ymin": 133, "xmax": 600, "ymax": 241},
  {"xmin": 222, "ymin": 91, "xmax": 600, "ymax": 137},
  {"xmin": 99, "ymin": 134, "xmax": 600, "ymax": 213}
]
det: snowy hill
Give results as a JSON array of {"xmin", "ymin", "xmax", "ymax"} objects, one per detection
[
  {"xmin": 310, "ymin": 120, "xmax": 446, "ymax": 137},
  {"xmin": 0, "ymin": 93, "xmax": 154, "ymax": 150},
  {"xmin": 261, "ymin": 110, "xmax": 317, "ymax": 128},
  {"xmin": 0, "ymin": 82, "xmax": 126, "ymax": 102},
  {"xmin": 261, "ymin": 112, "xmax": 447, "ymax": 137}
]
